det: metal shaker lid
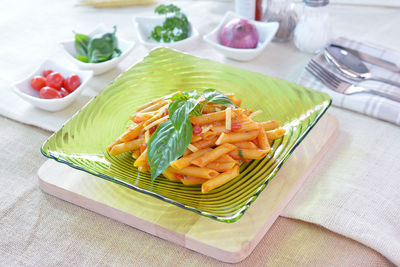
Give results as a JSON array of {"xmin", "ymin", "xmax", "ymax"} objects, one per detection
[{"xmin": 303, "ymin": 0, "xmax": 329, "ymax": 7}]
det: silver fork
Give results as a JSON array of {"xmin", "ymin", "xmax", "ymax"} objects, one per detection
[{"xmin": 306, "ymin": 59, "xmax": 400, "ymax": 103}]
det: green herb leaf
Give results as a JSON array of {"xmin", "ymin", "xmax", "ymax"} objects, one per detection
[
  {"xmin": 147, "ymin": 119, "xmax": 192, "ymax": 181},
  {"xmin": 149, "ymin": 4, "xmax": 189, "ymax": 43},
  {"xmin": 75, "ymin": 26, "xmax": 121, "ymax": 63},
  {"xmin": 238, "ymin": 149, "xmax": 244, "ymax": 159},
  {"xmin": 168, "ymin": 98, "xmax": 198, "ymax": 130},
  {"xmin": 154, "ymin": 4, "xmax": 181, "ymax": 14},
  {"xmin": 76, "ymin": 55, "xmax": 89, "ymax": 63},
  {"xmin": 203, "ymin": 89, "xmax": 235, "ymax": 107},
  {"xmin": 74, "ymin": 33, "xmax": 90, "ymax": 58}
]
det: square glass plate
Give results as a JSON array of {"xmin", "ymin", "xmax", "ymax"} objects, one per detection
[{"xmin": 41, "ymin": 48, "xmax": 331, "ymax": 223}]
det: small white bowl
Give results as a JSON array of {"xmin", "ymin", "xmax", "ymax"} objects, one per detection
[
  {"xmin": 134, "ymin": 16, "xmax": 199, "ymax": 50},
  {"xmin": 204, "ymin": 11, "xmax": 279, "ymax": 61},
  {"xmin": 13, "ymin": 60, "xmax": 93, "ymax": 111},
  {"xmin": 60, "ymin": 24, "xmax": 135, "ymax": 75}
]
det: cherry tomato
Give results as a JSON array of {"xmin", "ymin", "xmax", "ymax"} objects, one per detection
[
  {"xmin": 163, "ymin": 108, "xmax": 169, "ymax": 116},
  {"xmin": 30, "ymin": 76, "xmax": 47, "ymax": 91},
  {"xmin": 193, "ymin": 125, "xmax": 202, "ymax": 135},
  {"xmin": 42, "ymin": 69, "xmax": 53, "ymax": 78},
  {"xmin": 231, "ymin": 123, "xmax": 242, "ymax": 131},
  {"xmin": 64, "ymin": 74, "xmax": 81, "ymax": 93},
  {"xmin": 46, "ymin": 72, "xmax": 64, "ymax": 90},
  {"xmin": 175, "ymin": 174, "xmax": 184, "ymax": 180},
  {"xmin": 59, "ymin": 88, "xmax": 69, "ymax": 97},
  {"xmin": 39, "ymin": 86, "xmax": 62, "ymax": 99},
  {"xmin": 149, "ymin": 126, "xmax": 157, "ymax": 134}
]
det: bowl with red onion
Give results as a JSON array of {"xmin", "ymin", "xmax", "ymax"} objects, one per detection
[{"xmin": 204, "ymin": 11, "xmax": 279, "ymax": 61}]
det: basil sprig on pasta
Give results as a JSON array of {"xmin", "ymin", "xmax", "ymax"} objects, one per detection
[{"xmin": 147, "ymin": 89, "xmax": 234, "ymax": 181}]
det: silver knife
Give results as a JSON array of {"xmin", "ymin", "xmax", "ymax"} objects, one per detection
[{"xmin": 330, "ymin": 43, "xmax": 400, "ymax": 73}]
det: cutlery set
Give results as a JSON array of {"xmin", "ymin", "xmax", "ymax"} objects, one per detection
[{"xmin": 306, "ymin": 43, "xmax": 400, "ymax": 102}]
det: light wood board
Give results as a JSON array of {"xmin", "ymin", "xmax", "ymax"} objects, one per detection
[{"xmin": 38, "ymin": 114, "xmax": 338, "ymax": 263}]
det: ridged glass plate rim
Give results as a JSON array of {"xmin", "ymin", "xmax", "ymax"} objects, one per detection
[{"xmin": 40, "ymin": 48, "xmax": 331, "ymax": 223}]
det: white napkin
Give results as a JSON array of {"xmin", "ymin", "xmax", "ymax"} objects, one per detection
[{"xmin": 298, "ymin": 37, "xmax": 400, "ymax": 126}]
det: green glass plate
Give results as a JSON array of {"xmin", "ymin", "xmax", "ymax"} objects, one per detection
[{"xmin": 41, "ymin": 48, "xmax": 331, "ymax": 223}]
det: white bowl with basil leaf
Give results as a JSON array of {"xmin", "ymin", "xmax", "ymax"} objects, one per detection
[
  {"xmin": 60, "ymin": 24, "xmax": 135, "ymax": 75},
  {"xmin": 134, "ymin": 4, "xmax": 199, "ymax": 50}
]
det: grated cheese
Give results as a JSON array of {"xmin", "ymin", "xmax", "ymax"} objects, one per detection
[
  {"xmin": 145, "ymin": 130, "xmax": 150, "ymax": 143},
  {"xmin": 215, "ymin": 132, "xmax": 225, "ymax": 145},
  {"xmin": 225, "ymin": 107, "xmax": 232, "ymax": 131},
  {"xmin": 187, "ymin": 144, "xmax": 199, "ymax": 152},
  {"xmin": 201, "ymin": 124, "xmax": 212, "ymax": 134}
]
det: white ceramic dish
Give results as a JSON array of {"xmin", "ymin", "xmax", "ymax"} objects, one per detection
[
  {"xmin": 134, "ymin": 16, "xmax": 199, "ymax": 50},
  {"xmin": 13, "ymin": 60, "xmax": 93, "ymax": 111},
  {"xmin": 59, "ymin": 24, "xmax": 135, "ymax": 75},
  {"xmin": 204, "ymin": 11, "xmax": 279, "ymax": 61}
]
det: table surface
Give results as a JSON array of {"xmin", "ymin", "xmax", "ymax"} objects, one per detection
[{"xmin": 1, "ymin": 0, "xmax": 399, "ymax": 266}]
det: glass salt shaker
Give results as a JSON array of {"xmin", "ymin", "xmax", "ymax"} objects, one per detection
[
  {"xmin": 294, "ymin": 0, "xmax": 332, "ymax": 53},
  {"xmin": 264, "ymin": 0, "xmax": 298, "ymax": 42}
]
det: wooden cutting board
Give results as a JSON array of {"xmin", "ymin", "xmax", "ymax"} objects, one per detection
[{"xmin": 38, "ymin": 114, "xmax": 338, "ymax": 263}]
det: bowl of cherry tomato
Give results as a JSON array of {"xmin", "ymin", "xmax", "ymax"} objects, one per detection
[{"xmin": 13, "ymin": 60, "xmax": 93, "ymax": 111}]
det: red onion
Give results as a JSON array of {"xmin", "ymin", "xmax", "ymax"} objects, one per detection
[{"xmin": 220, "ymin": 19, "xmax": 259, "ymax": 49}]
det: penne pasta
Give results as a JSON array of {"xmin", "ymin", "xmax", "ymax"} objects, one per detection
[
  {"xmin": 233, "ymin": 141, "xmax": 258, "ymax": 149},
  {"xmin": 202, "ymin": 166, "xmax": 240, "ymax": 193},
  {"xmin": 136, "ymin": 96, "xmax": 164, "ymax": 112},
  {"xmin": 170, "ymin": 148, "xmax": 212, "ymax": 170},
  {"xmin": 257, "ymin": 126, "xmax": 270, "ymax": 150},
  {"xmin": 108, "ymin": 90, "xmax": 285, "ymax": 193},
  {"xmin": 192, "ymin": 136, "xmax": 218, "ymax": 150},
  {"xmin": 174, "ymin": 166, "xmax": 219, "ymax": 179},
  {"xmin": 229, "ymin": 148, "xmax": 270, "ymax": 160},
  {"xmin": 206, "ymin": 162, "xmax": 236, "ymax": 172},
  {"xmin": 138, "ymin": 100, "xmax": 168, "ymax": 113},
  {"xmin": 181, "ymin": 176, "xmax": 208, "ymax": 185},
  {"xmin": 163, "ymin": 167, "xmax": 181, "ymax": 181},
  {"xmin": 266, "ymin": 128, "xmax": 286, "ymax": 141},
  {"xmin": 119, "ymin": 122, "xmax": 144, "ymax": 142},
  {"xmin": 214, "ymin": 154, "xmax": 237, "ymax": 163},
  {"xmin": 133, "ymin": 149, "xmax": 148, "ymax": 167},
  {"xmin": 131, "ymin": 150, "xmax": 140, "ymax": 159},
  {"xmin": 191, "ymin": 143, "xmax": 237, "ymax": 168},
  {"xmin": 202, "ymin": 131, "xmax": 217, "ymax": 140},
  {"xmin": 259, "ymin": 120, "xmax": 280, "ymax": 131},
  {"xmin": 191, "ymin": 135, "xmax": 202, "ymax": 143},
  {"xmin": 143, "ymin": 115, "xmax": 169, "ymax": 131},
  {"xmin": 190, "ymin": 110, "xmax": 234, "ymax": 125},
  {"xmin": 210, "ymin": 125, "xmax": 228, "ymax": 134},
  {"xmin": 215, "ymin": 130, "xmax": 259, "ymax": 145},
  {"xmin": 110, "ymin": 138, "xmax": 144, "ymax": 156}
]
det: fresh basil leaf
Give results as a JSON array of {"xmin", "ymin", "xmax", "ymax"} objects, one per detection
[
  {"xmin": 88, "ymin": 35, "xmax": 114, "ymax": 63},
  {"xmin": 148, "ymin": 119, "xmax": 192, "ymax": 181},
  {"xmin": 168, "ymin": 98, "xmax": 198, "ymax": 130},
  {"xmin": 76, "ymin": 55, "xmax": 89, "ymax": 63},
  {"xmin": 203, "ymin": 89, "xmax": 235, "ymax": 106},
  {"xmin": 87, "ymin": 26, "xmax": 120, "ymax": 63},
  {"xmin": 74, "ymin": 33, "xmax": 90, "ymax": 59},
  {"xmin": 182, "ymin": 89, "xmax": 201, "ymax": 99}
]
